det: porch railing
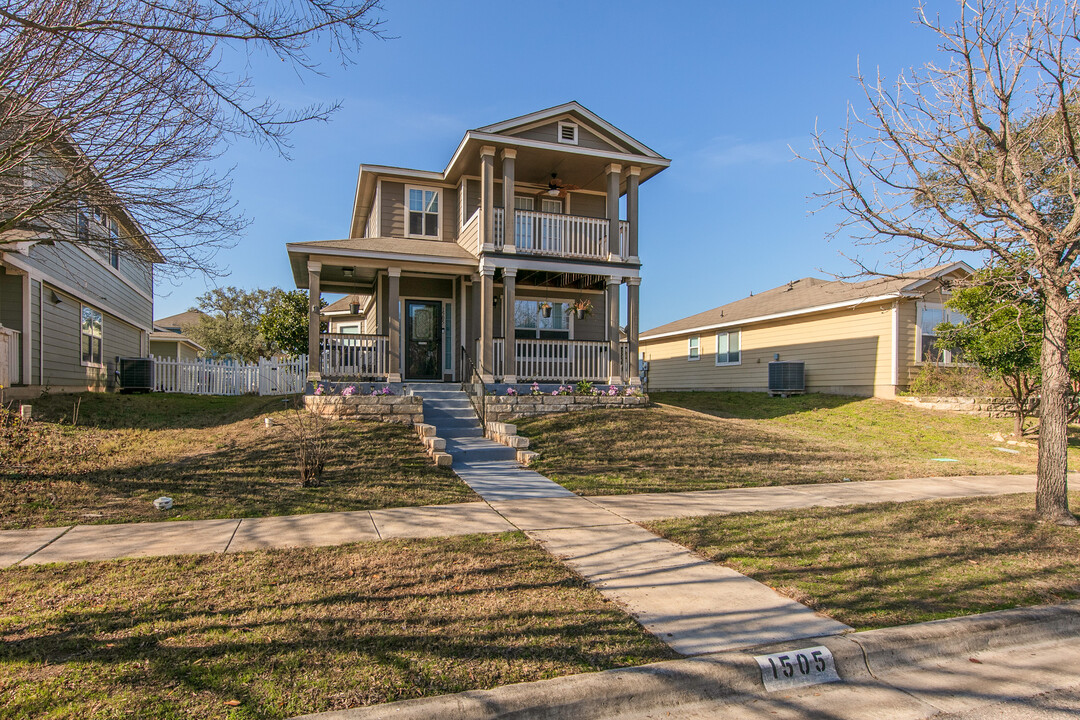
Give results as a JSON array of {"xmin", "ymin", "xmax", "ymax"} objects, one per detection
[
  {"xmin": 320, "ymin": 333, "xmax": 389, "ymax": 378},
  {"xmin": 492, "ymin": 208, "xmax": 629, "ymax": 261},
  {"xmin": 0, "ymin": 327, "xmax": 20, "ymax": 386},
  {"xmin": 492, "ymin": 338, "xmax": 631, "ymax": 383}
]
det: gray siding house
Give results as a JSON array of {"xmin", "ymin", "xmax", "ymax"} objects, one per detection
[{"xmin": 1, "ymin": 201, "xmax": 161, "ymax": 396}]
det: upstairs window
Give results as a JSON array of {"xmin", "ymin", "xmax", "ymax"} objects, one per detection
[
  {"xmin": 918, "ymin": 302, "xmax": 966, "ymax": 363},
  {"xmin": 108, "ymin": 217, "xmax": 120, "ymax": 269},
  {"xmin": 716, "ymin": 330, "xmax": 741, "ymax": 365},
  {"xmin": 688, "ymin": 335, "xmax": 700, "ymax": 361},
  {"xmin": 558, "ymin": 121, "xmax": 579, "ymax": 145},
  {"xmin": 76, "ymin": 203, "xmax": 89, "ymax": 242},
  {"xmin": 407, "ymin": 187, "xmax": 440, "ymax": 238}
]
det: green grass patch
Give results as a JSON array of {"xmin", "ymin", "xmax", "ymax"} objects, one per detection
[
  {"xmin": 0, "ymin": 533, "xmax": 675, "ymax": 719},
  {"xmin": 647, "ymin": 492, "xmax": 1080, "ymax": 630},
  {"xmin": 512, "ymin": 392, "xmax": 1074, "ymax": 495},
  {"xmin": 1, "ymin": 393, "xmax": 476, "ymax": 529}
]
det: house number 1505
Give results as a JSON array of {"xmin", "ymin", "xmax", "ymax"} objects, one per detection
[{"xmin": 753, "ymin": 645, "xmax": 841, "ymax": 691}]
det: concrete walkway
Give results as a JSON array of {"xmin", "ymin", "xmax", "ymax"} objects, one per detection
[
  {"xmin": 1, "ymin": 472, "xmax": 1040, "ymax": 656},
  {"xmin": 411, "ymin": 383, "xmax": 574, "ymax": 500}
]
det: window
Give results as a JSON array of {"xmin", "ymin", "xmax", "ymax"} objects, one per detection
[
  {"xmin": 688, "ymin": 335, "xmax": 700, "ymax": 360},
  {"xmin": 716, "ymin": 330, "xmax": 741, "ymax": 365},
  {"xmin": 108, "ymin": 217, "xmax": 120, "ymax": 269},
  {"xmin": 918, "ymin": 303, "xmax": 966, "ymax": 363},
  {"xmin": 515, "ymin": 300, "xmax": 569, "ymax": 339},
  {"xmin": 76, "ymin": 203, "xmax": 89, "ymax": 242},
  {"xmin": 339, "ymin": 325, "xmax": 360, "ymax": 334},
  {"xmin": 444, "ymin": 301, "xmax": 454, "ymax": 371},
  {"xmin": 407, "ymin": 187, "xmax": 440, "ymax": 238},
  {"xmin": 558, "ymin": 121, "xmax": 578, "ymax": 145},
  {"xmin": 81, "ymin": 306, "xmax": 103, "ymax": 366}
]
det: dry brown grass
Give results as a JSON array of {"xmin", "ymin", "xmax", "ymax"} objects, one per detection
[
  {"xmin": 513, "ymin": 392, "xmax": 1076, "ymax": 495},
  {"xmin": 648, "ymin": 492, "xmax": 1080, "ymax": 630},
  {"xmin": 0, "ymin": 393, "xmax": 476, "ymax": 529},
  {"xmin": 0, "ymin": 533, "xmax": 674, "ymax": 719}
]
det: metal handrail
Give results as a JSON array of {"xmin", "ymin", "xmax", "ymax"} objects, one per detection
[{"xmin": 459, "ymin": 344, "xmax": 489, "ymax": 430}]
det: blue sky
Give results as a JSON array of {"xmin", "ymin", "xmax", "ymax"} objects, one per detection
[{"xmin": 154, "ymin": 1, "xmax": 962, "ymax": 331}]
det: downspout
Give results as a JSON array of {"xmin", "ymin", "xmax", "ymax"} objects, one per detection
[{"xmin": 891, "ymin": 301, "xmax": 899, "ymax": 393}]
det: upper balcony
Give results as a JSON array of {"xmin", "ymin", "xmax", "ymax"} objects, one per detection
[{"xmin": 483, "ymin": 207, "xmax": 631, "ymax": 262}]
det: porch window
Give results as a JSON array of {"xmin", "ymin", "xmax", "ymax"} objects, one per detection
[
  {"xmin": 688, "ymin": 335, "xmax": 700, "ymax": 361},
  {"xmin": 515, "ymin": 300, "xmax": 568, "ymax": 339},
  {"xmin": 81, "ymin": 305, "xmax": 103, "ymax": 366},
  {"xmin": 716, "ymin": 330, "xmax": 741, "ymax": 365},
  {"xmin": 918, "ymin": 303, "xmax": 966, "ymax": 363},
  {"xmin": 407, "ymin": 187, "xmax": 440, "ymax": 238}
]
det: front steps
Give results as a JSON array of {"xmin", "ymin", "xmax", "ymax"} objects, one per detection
[{"xmin": 408, "ymin": 384, "xmax": 518, "ymax": 465}]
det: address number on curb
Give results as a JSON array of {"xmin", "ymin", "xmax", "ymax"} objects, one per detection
[{"xmin": 753, "ymin": 645, "xmax": 840, "ymax": 692}]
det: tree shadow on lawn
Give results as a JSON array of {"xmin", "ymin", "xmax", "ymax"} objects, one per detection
[
  {"xmin": 1, "ymin": 421, "xmax": 475, "ymax": 528},
  {"xmin": 648, "ymin": 495, "xmax": 1080, "ymax": 630},
  {"xmin": 649, "ymin": 391, "xmax": 863, "ymax": 420},
  {"xmin": 1, "ymin": 539, "xmax": 674, "ymax": 717}
]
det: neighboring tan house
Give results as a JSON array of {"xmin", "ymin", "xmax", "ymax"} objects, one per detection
[
  {"xmin": 149, "ymin": 310, "xmax": 205, "ymax": 361},
  {"xmin": 1, "ymin": 195, "xmax": 161, "ymax": 396},
  {"xmin": 321, "ymin": 294, "xmax": 370, "ymax": 334},
  {"xmin": 640, "ymin": 262, "xmax": 974, "ymax": 398},
  {"xmin": 286, "ymin": 102, "xmax": 669, "ymax": 384}
]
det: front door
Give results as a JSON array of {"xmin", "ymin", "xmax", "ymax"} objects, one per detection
[{"xmin": 405, "ymin": 300, "xmax": 442, "ymax": 380}]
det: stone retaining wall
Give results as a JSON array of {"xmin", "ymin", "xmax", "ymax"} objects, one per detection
[
  {"xmin": 897, "ymin": 395, "xmax": 1033, "ymax": 418},
  {"xmin": 482, "ymin": 394, "xmax": 648, "ymax": 422},
  {"xmin": 304, "ymin": 395, "xmax": 423, "ymax": 424}
]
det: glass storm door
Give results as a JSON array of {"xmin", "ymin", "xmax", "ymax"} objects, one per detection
[{"xmin": 405, "ymin": 300, "xmax": 442, "ymax": 380}]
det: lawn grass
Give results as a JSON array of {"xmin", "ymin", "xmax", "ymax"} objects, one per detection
[
  {"xmin": 647, "ymin": 492, "xmax": 1080, "ymax": 631},
  {"xmin": 0, "ymin": 533, "xmax": 674, "ymax": 720},
  {"xmin": 512, "ymin": 391, "xmax": 1078, "ymax": 495},
  {"xmin": 0, "ymin": 393, "xmax": 476, "ymax": 530}
]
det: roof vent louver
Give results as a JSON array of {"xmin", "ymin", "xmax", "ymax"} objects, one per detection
[
  {"xmin": 558, "ymin": 121, "xmax": 578, "ymax": 145},
  {"xmin": 768, "ymin": 361, "xmax": 805, "ymax": 396}
]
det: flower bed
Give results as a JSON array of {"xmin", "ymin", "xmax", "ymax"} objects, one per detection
[
  {"xmin": 482, "ymin": 390, "xmax": 647, "ymax": 422},
  {"xmin": 305, "ymin": 382, "xmax": 422, "ymax": 423}
]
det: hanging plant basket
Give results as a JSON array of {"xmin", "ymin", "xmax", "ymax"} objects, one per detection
[
  {"xmin": 567, "ymin": 298, "xmax": 593, "ymax": 320},
  {"xmin": 540, "ymin": 303, "xmax": 553, "ymax": 318},
  {"xmin": 576, "ymin": 308, "xmax": 587, "ymax": 320}
]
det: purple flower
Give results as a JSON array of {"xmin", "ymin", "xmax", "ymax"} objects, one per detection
[
  {"xmin": 342, "ymin": 385, "xmax": 357, "ymax": 397},
  {"xmin": 608, "ymin": 385, "xmax": 618, "ymax": 396},
  {"xmin": 381, "ymin": 386, "xmax": 393, "ymax": 395},
  {"xmin": 507, "ymin": 386, "xmax": 518, "ymax": 396},
  {"xmin": 313, "ymin": 385, "xmax": 325, "ymax": 396}
]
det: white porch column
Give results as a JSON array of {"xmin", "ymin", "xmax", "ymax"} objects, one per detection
[
  {"xmin": 627, "ymin": 276, "xmax": 641, "ymax": 386},
  {"xmin": 479, "ymin": 266, "xmax": 495, "ymax": 383},
  {"xmin": 480, "ymin": 146, "xmax": 496, "ymax": 252},
  {"xmin": 387, "ymin": 267, "xmax": 402, "ymax": 382},
  {"xmin": 626, "ymin": 166, "xmax": 640, "ymax": 262},
  {"xmin": 307, "ymin": 261, "xmax": 322, "ymax": 381},
  {"xmin": 605, "ymin": 163, "xmax": 622, "ymax": 260},
  {"xmin": 501, "ymin": 148, "xmax": 517, "ymax": 253},
  {"xmin": 607, "ymin": 275, "xmax": 621, "ymax": 385},
  {"xmin": 503, "ymin": 268, "xmax": 517, "ymax": 383}
]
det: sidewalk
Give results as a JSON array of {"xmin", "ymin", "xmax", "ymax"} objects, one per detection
[{"xmin": 0, "ymin": 473, "xmax": 1037, "ymax": 568}]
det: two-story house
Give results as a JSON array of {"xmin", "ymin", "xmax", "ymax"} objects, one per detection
[
  {"xmin": 1, "ymin": 180, "xmax": 161, "ymax": 395},
  {"xmin": 286, "ymin": 102, "xmax": 669, "ymax": 385}
]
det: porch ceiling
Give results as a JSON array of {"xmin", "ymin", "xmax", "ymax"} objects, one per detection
[{"xmin": 287, "ymin": 237, "xmax": 477, "ymax": 290}]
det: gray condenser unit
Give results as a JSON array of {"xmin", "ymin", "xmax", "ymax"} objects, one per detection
[
  {"xmin": 116, "ymin": 357, "xmax": 154, "ymax": 392},
  {"xmin": 768, "ymin": 361, "xmax": 805, "ymax": 395}
]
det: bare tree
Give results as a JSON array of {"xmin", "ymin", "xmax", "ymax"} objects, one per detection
[
  {"xmin": 807, "ymin": 0, "xmax": 1080, "ymax": 525},
  {"xmin": 0, "ymin": 0, "xmax": 385, "ymax": 275}
]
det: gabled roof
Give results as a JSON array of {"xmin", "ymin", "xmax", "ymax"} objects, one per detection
[
  {"xmin": 322, "ymin": 293, "xmax": 370, "ymax": 315},
  {"xmin": 154, "ymin": 309, "xmax": 206, "ymax": 329},
  {"xmin": 641, "ymin": 262, "xmax": 974, "ymax": 340},
  {"xmin": 477, "ymin": 101, "xmax": 666, "ymax": 159}
]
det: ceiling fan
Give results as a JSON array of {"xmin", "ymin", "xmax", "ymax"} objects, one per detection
[{"xmin": 545, "ymin": 173, "xmax": 579, "ymax": 197}]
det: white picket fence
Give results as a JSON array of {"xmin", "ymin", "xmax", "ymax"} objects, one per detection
[{"xmin": 153, "ymin": 356, "xmax": 308, "ymax": 396}]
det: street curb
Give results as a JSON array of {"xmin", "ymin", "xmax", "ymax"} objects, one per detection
[{"xmin": 292, "ymin": 600, "xmax": 1080, "ymax": 720}]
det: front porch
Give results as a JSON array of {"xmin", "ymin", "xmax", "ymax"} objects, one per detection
[{"xmin": 319, "ymin": 332, "xmax": 636, "ymax": 384}]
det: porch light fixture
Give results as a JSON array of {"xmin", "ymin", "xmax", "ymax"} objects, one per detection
[
  {"xmin": 343, "ymin": 267, "xmax": 354, "ymax": 278},
  {"xmin": 50, "ymin": 290, "xmax": 62, "ymax": 304},
  {"xmin": 349, "ymin": 302, "xmax": 361, "ymax": 314}
]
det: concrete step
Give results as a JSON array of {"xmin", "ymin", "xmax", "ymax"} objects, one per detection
[{"xmin": 445, "ymin": 439, "xmax": 518, "ymax": 462}]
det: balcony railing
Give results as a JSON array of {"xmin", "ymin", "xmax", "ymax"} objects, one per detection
[
  {"xmin": 492, "ymin": 208, "xmax": 629, "ymax": 261},
  {"xmin": 320, "ymin": 333, "xmax": 389, "ymax": 378},
  {"xmin": 492, "ymin": 337, "xmax": 632, "ymax": 383}
]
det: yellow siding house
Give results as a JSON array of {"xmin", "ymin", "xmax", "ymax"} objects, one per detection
[{"xmin": 640, "ymin": 262, "xmax": 973, "ymax": 398}]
